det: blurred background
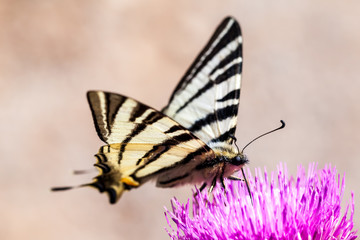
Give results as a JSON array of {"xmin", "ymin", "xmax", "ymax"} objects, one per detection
[{"xmin": 1, "ymin": 1, "xmax": 359, "ymax": 239}]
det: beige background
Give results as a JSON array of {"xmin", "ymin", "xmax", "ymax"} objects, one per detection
[{"xmin": 1, "ymin": 1, "xmax": 359, "ymax": 239}]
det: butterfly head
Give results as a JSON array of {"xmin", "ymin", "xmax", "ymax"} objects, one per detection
[
  {"xmin": 225, "ymin": 136, "xmax": 248, "ymax": 166},
  {"xmin": 215, "ymin": 150, "xmax": 248, "ymax": 179},
  {"xmin": 230, "ymin": 153, "xmax": 248, "ymax": 166}
]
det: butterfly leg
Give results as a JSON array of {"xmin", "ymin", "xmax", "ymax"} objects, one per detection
[
  {"xmin": 228, "ymin": 175, "xmax": 243, "ymax": 181},
  {"xmin": 199, "ymin": 182, "xmax": 207, "ymax": 192},
  {"xmin": 193, "ymin": 182, "xmax": 207, "ymax": 197},
  {"xmin": 229, "ymin": 168, "xmax": 253, "ymax": 205},
  {"xmin": 220, "ymin": 177, "xmax": 226, "ymax": 190},
  {"xmin": 219, "ymin": 165, "xmax": 227, "ymax": 196},
  {"xmin": 201, "ymin": 177, "xmax": 217, "ymax": 207},
  {"xmin": 219, "ymin": 177, "xmax": 228, "ymax": 200},
  {"xmin": 208, "ymin": 176, "xmax": 217, "ymax": 194}
]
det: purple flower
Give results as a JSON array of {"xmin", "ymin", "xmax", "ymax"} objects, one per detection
[{"xmin": 165, "ymin": 163, "xmax": 357, "ymax": 240}]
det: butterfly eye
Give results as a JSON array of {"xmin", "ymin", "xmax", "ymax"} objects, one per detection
[{"xmin": 231, "ymin": 155, "xmax": 248, "ymax": 166}]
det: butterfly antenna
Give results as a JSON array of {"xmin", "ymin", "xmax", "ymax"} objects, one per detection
[{"xmin": 241, "ymin": 120, "xmax": 285, "ymax": 153}]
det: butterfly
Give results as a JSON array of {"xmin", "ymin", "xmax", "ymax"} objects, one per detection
[{"xmin": 52, "ymin": 16, "xmax": 251, "ymax": 204}]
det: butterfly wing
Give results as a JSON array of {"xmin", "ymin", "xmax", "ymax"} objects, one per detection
[
  {"xmin": 52, "ymin": 17, "xmax": 243, "ymax": 204},
  {"xmin": 162, "ymin": 17, "xmax": 242, "ymax": 152},
  {"xmin": 87, "ymin": 91, "xmax": 215, "ymax": 203}
]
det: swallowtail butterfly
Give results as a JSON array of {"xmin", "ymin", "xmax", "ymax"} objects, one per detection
[{"xmin": 53, "ymin": 16, "xmax": 251, "ymax": 204}]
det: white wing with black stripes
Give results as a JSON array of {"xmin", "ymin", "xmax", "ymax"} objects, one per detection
[
  {"xmin": 51, "ymin": 17, "xmax": 248, "ymax": 204},
  {"xmin": 85, "ymin": 91, "xmax": 216, "ymax": 203},
  {"xmin": 163, "ymin": 17, "xmax": 242, "ymax": 152}
]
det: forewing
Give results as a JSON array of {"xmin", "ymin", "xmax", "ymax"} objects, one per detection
[
  {"xmin": 162, "ymin": 17, "xmax": 242, "ymax": 151},
  {"xmin": 88, "ymin": 91, "xmax": 173, "ymax": 144},
  {"xmin": 87, "ymin": 91, "xmax": 214, "ymax": 203}
]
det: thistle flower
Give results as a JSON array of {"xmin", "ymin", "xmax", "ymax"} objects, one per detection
[{"xmin": 165, "ymin": 163, "xmax": 357, "ymax": 240}]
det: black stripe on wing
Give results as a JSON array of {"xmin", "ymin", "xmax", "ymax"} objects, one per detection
[
  {"xmin": 164, "ymin": 125, "xmax": 184, "ymax": 134},
  {"xmin": 208, "ymin": 126, "xmax": 236, "ymax": 144},
  {"xmin": 216, "ymin": 89, "xmax": 240, "ymax": 102},
  {"xmin": 174, "ymin": 60, "xmax": 242, "ymax": 115},
  {"xmin": 209, "ymin": 43, "xmax": 242, "ymax": 76},
  {"xmin": 213, "ymin": 62, "xmax": 241, "ymax": 85},
  {"xmin": 132, "ymin": 146, "xmax": 212, "ymax": 182},
  {"xmin": 157, "ymin": 173, "xmax": 190, "ymax": 186},
  {"xmin": 166, "ymin": 17, "xmax": 241, "ymax": 106},
  {"xmin": 135, "ymin": 132, "xmax": 195, "ymax": 166},
  {"xmin": 175, "ymin": 81, "xmax": 214, "ymax": 114},
  {"xmin": 129, "ymin": 101, "xmax": 149, "ymax": 122},
  {"xmin": 129, "ymin": 123, "xmax": 214, "ymax": 182},
  {"xmin": 118, "ymin": 111, "xmax": 164, "ymax": 162},
  {"xmin": 187, "ymin": 104, "xmax": 239, "ymax": 133},
  {"xmin": 87, "ymin": 91, "xmax": 127, "ymax": 143}
]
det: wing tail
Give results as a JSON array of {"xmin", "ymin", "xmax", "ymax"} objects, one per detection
[{"xmin": 51, "ymin": 182, "xmax": 126, "ymax": 204}]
